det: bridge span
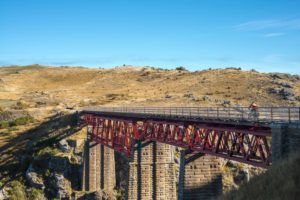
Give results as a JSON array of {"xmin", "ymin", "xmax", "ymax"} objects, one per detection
[{"xmin": 80, "ymin": 107, "xmax": 300, "ymax": 199}]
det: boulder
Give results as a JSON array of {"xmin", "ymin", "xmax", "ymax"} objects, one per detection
[
  {"xmin": 53, "ymin": 173, "xmax": 71, "ymax": 199},
  {"xmin": 0, "ymin": 188, "xmax": 9, "ymax": 200},
  {"xmin": 202, "ymin": 95, "xmax": 211, "ymax": 101},
  {"xmin": 269, "ymin": 87, "xmax": 295, "ymax": 99},
  {"xmin": 222, "ymin": 100, "xmax": 231, "ymax": 106},
  {"xmin": 26, "ymin": 164, "xmax": 45, "ymax": 190},
  {"xmin": 58, "ymin": 139, "xmax": 71, "ymax": 152},
  {"xmin": 183, "ymin": 92, "xmax": 194, "ymax": 98},
  {"xmin": 272, "ymin": 80, "xmax": 293, "ymax": 88}
]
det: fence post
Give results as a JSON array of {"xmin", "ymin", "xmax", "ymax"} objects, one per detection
[
  {"xmin": 288, "ymin": 107, "xmax": 291, "ymax": 123},
  {"xmin": 217, "ymin": 107, "xmax": 219, "ymax": 119},
  {"xmin": 271, "ymin": 107, "xmax": 273, "ymax": 121},
  {"xmin": 299, "ymin": 107, "xmax": 300, "ymax": 123}
]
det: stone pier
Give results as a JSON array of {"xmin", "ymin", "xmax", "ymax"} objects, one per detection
[
  {"xmin": 127, "ymin": 141, "xmax": 177, "ymax": 200},
  {"xmin": 82, "ymin": 135, "xmax": 116, "ymax": 192}
]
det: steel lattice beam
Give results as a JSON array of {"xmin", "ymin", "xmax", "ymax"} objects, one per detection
[{"xmin": 84, "ymin": 114, "xmax": 272, "ymax": 167}]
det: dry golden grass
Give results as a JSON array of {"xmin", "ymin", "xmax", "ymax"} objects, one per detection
[
  {"xmin": 0, "ymin": 65, "xmax": 299, "ymax": 111},
  {"xmin": 219, "ymin": 153, "xmax": 300, "ymax": 200}
]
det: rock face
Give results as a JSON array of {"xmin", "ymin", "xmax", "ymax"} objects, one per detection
[
  {"xmin": 53, "ymin": 173, "xmax": 71, "ymax": 199},
  {"xmin": 0, "ymin": 188, "xmax": 8, "ymax": 200},
  {"xmin": 269, "ymin": 87, "xmax": 295, "ymax": 100},
  {"xmin": 48, "ymin": 156, "xmax": 71, "ymax": 176},
  {"xmin": 58, "ymin": 139, "xmax": 71, "ymax": 152},
  {"xmin": 26, "ymin": 164, "xmax": 45, "ymax": 190}
]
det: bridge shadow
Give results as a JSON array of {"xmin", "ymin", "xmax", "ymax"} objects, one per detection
[{"xmin": 0, "ymin": 112, "xmax": 85, "ymax": 189}]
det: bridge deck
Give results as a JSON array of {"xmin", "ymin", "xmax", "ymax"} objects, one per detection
[{"xmin": 82, "ymin": 106, "xmax": 300, "ymax": 124}]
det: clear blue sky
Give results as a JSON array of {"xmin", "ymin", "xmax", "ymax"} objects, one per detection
[{"xmin": 1, "ymin": 0, "xmax": 300, "ymax": 74}]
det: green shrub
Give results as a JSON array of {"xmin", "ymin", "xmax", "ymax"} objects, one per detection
[
  {"xmin": 36, "ymin": 146, "xmax": 60, "ymax": 157},
  {"xmin": 0, "ymin": 116, "xmax": 33, "ymax": 129},
  {"xmin": 175, "ymin": 66, "xmax": 188, "ymax": 71},
  {"xmin": 14, "ymin": 116, "xmax": 34, "ymax": 126},
  {"xmin": 8, "ymin": 180, "xmax": 27, "ymax": 200},
  {"xmin": 0, "ymin": 121, "xmax": 10, "ymax": 129},
  {"xmin": 28, "ymin": 188, "xmax": 44, "ymax": 200}
]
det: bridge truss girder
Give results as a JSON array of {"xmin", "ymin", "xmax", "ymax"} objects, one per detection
[{"xmin": 84, "ymin": 114, "xmax": 272, "ymax": 168}]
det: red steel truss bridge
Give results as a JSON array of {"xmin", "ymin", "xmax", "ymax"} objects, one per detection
[{"xmin": 82, "ymin": 107, "xmax": 300, "ymax": 168}]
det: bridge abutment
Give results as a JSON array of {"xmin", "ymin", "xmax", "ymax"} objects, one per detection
[
  {"xmin": 271, "ymin": 123, "xmax": 300, "ymax": 163},
  {"xmin": 82, "ymin": 134, "xmax": 116, "ymax": 192},
  {"xmin": 177, "ymin": 152, "xmax": 222, "ymax": 200}
]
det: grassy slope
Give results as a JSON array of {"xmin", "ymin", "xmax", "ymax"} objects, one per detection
[
  {"xmin": 0, "ymin": 65, "xmax": 300, "ymax": 109},
  {"xmin": 220, "ymin": 154, "xmax": 300, "ymax": 200}
]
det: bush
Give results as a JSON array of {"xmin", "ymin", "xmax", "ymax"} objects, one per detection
[
  {"xmin": 0, "ymin": 121, "xmax": 10, "ymax": 129},
  {"xmin": 175, "ymin": 66, "xmax": 188, "ymax": 71},
  {"xmin": 28, "ymin": 188, "xmax": 44, "ymax": 200},
  {"xmin": 12, "ymin": 101, "xmax": 29, "ymax": 110},
  {"xmin": 36, "ymin": 146, "xmax": 60, "ymax": 157},
  {"xmin": 8, "ymin": 180, "xmax": 27, "ymax": 200},
  {"xmin": 14, "ymin": 116, "xmax": 34, "ymax": 126},
  {"xmin": 0, "ymin": 116, "xmax": 33, "ymax": 128}
]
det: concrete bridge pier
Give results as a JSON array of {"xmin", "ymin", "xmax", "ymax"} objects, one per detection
[
  {"xmin": 127, "ymin": 141, "xmax": 177, "ymax": 200},
  {"xmin": 178, "ymin": 151, "xmax": 222, "ymax": 200},
  {"xmin": 82, "ymin": 131, "xmax": 116, "ymax": 192},
  {"xmin": 271, "ymin": 123, "xmax": 300, "ymax": 163}
]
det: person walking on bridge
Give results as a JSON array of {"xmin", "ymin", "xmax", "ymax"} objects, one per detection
[{"xmin": 248, "ymin": 102, "xmax": 259, "ymax": 121}]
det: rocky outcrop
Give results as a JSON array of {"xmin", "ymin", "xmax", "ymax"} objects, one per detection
[
  {"xmin": 53, "ymin": 173, "xmax": 72, "ymax": 199},
  {"xmin": 268, "ymin": 87, "xmax": 295, "ymax": 100},
  {"xmin": 0, "ymin": 188, "xmax": 9, "ymax": 200},
  {"xmin": 58, "ymin": 139, "xmax": 71, "ymax": 153},
  {"xmin": 48, "ymin": 156, "xmax": 71, "ymax": 176},
  {"xmin": 26, "ymin": 164, "xmax": 45, "ymax": 190}
]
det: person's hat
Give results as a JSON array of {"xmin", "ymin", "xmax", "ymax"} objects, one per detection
[{"xmin": 252, "ymin": 103, "xmax": 257, "ymax": 107}]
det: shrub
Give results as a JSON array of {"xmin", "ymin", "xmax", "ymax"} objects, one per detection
[
  {"xmin": 0, "ymin": 121, "xmax": 10, "ymax": 129},
  {"xmin": 0, "ymin": 116, "xmax": 33, "ymax": 128},
  {"xmin": 14, "ymin": 116, "xmax": 34, "ymax": 126},
  {"xmin": 12, "ymin": 101, "xmax": 29, "ymax": 110},
  {"xmin": 175, "ymin": 66, "xmax": 188, "ymax": 71},
  {"xmin": 28, "ymin": 188, "xmax": 44, "ymax": 200},
  {"xmin": 36, "ymin": 146, "xmax": 60, "ymax": 157},
  {"xmin": 8, "ymin": 180, "xmax": 27, "ymax": 200}
]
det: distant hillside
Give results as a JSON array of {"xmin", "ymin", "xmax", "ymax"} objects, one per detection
[{"xmin": 0, "ymin": 65, "xmax": 299, "ymax": 115}]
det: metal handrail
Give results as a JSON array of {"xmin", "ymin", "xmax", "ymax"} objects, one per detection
[{"xmin": 83, "ymin": 107, "xmax": 300, "ymax": 123}]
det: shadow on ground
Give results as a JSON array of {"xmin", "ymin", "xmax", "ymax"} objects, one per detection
[{"xmin": 0, "ymin": 112, "xmax": 85, "ymax": 189}]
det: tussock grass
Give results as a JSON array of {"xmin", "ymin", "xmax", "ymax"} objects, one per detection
[{"xmin": 220, "ymin": 153, "xmax": 300, "ymax": 200}]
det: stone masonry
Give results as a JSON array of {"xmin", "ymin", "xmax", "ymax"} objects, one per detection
[
  {"xmin": 127, "ymin": 141, "xmax": 177, "ymax": 200},
  {"xmin": 82, "ymin": 136, "xmax": 116, "ymax": 192},
  {"xmin": 181, "ymin": 153, "xmax": 222, "ymax": 200},
  {"xmin": 271, "ymin": 123, "xmax": 300, "ymax": 163}
]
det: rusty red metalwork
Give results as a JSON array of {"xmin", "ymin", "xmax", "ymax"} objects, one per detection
[{"xmin": 84, "ymin": 114, "xmax": 272, "ymax": 167}]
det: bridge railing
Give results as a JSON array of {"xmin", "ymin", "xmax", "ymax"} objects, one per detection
[{"xmin": 85, "ymin": 107, "xmax": 300, "ymax": 123}]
